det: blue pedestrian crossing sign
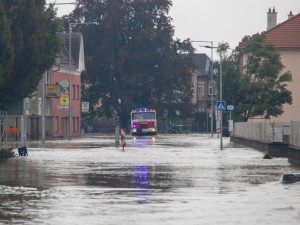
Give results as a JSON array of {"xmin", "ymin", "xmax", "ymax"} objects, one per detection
[{"xmin": 217, "ymin": 101, "xmax": 226, "ymax": 111}]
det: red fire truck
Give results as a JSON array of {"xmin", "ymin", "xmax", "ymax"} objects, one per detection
[{"xmin": 130, "ymin": 108, "xmax": 157, "ymax": 135}]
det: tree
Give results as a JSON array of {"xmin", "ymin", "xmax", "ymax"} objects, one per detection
[
  {"xmin": 215, "ymin": 43, "xmax": 241, "ymax": 106},
  {"xmin": 0, "ymin": 0, "xmax": 62, "ymax": 110},
  {"xmin": 69, "ymin": 0, "xmax": 195, "ymax": 128},
  {"xmin": 214, "ymin": 42, "xmax": 242, "ymax": 121},
  {"xmin": 236, "ymin": 34, "xmax": 292, "ymax": 121}
]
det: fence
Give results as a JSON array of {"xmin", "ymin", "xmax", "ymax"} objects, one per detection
[
  {"xmin": 169, "ymin": 120, "xmax": 192, "ymax": 133},
  {"xmin": 291, "ymin": 121, "xmax": 300, "ymax": 147},
  {"xmin": 233, "ymin": 122, "xmax": 284, "ymax": 143}
]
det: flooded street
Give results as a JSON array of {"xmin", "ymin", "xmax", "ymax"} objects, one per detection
[{"xmin": 0, "ymin": 134, "xmax": 300, "ymax": 225}]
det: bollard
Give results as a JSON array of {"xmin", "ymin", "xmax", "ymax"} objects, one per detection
[
  {"xmin": 115, "ymin": 126, "xmax": 120, "ymax": 146},
  {"xmin": 121, "ymin": 128, "xmax": 126, "ymax": 150}
]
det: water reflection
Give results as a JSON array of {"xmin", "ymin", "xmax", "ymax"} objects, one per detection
[
  {"xmin": 132, "ymin": 165, "xmax": 150, "ymax": 203},
  {"xmin": 132, "ymin": 137, "xmax": 156, "ymax": 147}
]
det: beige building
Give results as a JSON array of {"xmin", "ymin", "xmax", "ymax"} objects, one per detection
[{"xmin": 237, "ymin": 9, "xmax": 300, "ymax": 123}]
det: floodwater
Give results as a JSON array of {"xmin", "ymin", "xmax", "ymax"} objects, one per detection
[{"xmin": 0, "ymin": 134, "xmax": 300, "ymax": 225}]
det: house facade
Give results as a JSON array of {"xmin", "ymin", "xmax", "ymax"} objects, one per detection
[
  {"xmin": 51, "ymin": 33, "xmax": 85, "ymax": 139},
  {"xmin": 191, "ymin": 54, "xmax": 217, "ymax": 113},
  {"xmin": 3, "ymin": 32, "xmax": 85, "ymax": 141},
  {"xmin": 237, "ymin": 9, "xmax": 300, "ymax": 123}
]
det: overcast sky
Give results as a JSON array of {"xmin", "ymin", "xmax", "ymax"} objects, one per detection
[{"xmin": 47, "ymin": 0, "xmax": 300, "ymax": 55}]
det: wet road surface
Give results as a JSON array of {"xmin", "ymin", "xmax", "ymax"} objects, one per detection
[{"xmin": 0, "ymin": 134, "xmax": 300, "ymax": 225}]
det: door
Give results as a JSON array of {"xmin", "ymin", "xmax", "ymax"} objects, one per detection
[{"xmin": 62, "ymin": 117, "xmax": 68, "ymax": 139}]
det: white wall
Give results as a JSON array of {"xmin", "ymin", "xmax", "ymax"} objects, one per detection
[
  {"xmin": 234, "ymin": 122, "xmax": 283, "ymax": 143},
  {"xmin": 291, "ymin": 121, "xmax": 300, "ymax": 147}
]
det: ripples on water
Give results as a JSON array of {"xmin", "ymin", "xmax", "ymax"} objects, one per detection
[{"xmin": 0, "ymin": 135, "xmax": 300, "ymax": 225}]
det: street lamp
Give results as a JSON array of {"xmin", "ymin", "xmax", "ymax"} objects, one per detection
[
  {"xmin": 69, "ymin": 22, "xmax": 97, "ymax": 140},
  {"xmin": 191, "ymin": 41, "xmax": 214, "ymax": 138},
  {"xmin": 199, "ymin": 44, "xmax": 223, "ymax": 150}
]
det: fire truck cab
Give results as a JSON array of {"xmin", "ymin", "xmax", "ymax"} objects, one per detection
[{"xmin": 130, "ymin": 108, "xmax": 157, "ymax": 135}]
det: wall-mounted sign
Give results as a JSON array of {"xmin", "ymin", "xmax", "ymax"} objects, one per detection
[
  {"xmin": 60, "ymin": 80, "xmax": 69, "ymax": 93},
  {"xmin": 81, "ymin": 102, "xmax": 89, "ymax": 114},
  {"xmin": 46, "ymin": 84, "xmax": 60, "ymax": 98},
  {"xmin": 60, "ymin": 93, "xmax": 69, "ymax": 106}
]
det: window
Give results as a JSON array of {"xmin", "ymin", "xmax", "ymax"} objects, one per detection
[
  {"xmin": 132, "ymin": 112, "xmax": 155, "ymax": 120},
  {"xmin": 76, "ymin": 85, "xmax": 79, "ymax": 100},
  {"xmin": 38, "ymin": 98, "xmax": 42, "ymax": 115},
  {"xmin": 46, "ymin": 70, "xmax": 51, "ymax": 84},
  {"xmin": 198, "ymin": 81, "xmax": 204, "ymax": 96},
  {"xmin": 73, "ymin": 85, "xmax": 76, "ymax": 100},
  {"xmin": 198, "ymin": 105, "xmax": 205, "ymax": 112},
  {"xmin": 214, "ymin": 84, "xmax": 217, "ymax": 96},
  {"xmin": 46, "ymin": 98, "xmax": 51, "ymax": 116},
  {"xmin": 209, "ymin": 83, "xmax": 212, "ymax": 95},
  {"xmin": 75, "ymin": 117, "xmax": 78, "ymax": 132},
  {"xmin": 76, "ymin": 117, "xmax": 80, "ymax": 132},
  {"xmin": 72, "ymin": 117, "xmax": 75, "ymax": 131},
  {"xmin": 54, "ymin": 116, "xmax": 58, "ymax": 132}
]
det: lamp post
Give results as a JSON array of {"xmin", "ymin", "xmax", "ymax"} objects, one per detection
[
  {"xmin": 191, "ymin": 41, "xmax": 214, "ymax": 138},
  {"xmin": 199, "ymin": 44, "xmax": 223, "ymax": 150},
  {"xmin": 219, "ymin": 50, "xmax": 223, "ymax": 150},
  {"xmin": 69, "ymin": 22, "xmax": 97, "ymax": 140}
]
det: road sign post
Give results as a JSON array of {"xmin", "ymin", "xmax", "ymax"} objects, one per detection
[
  {"xmin": 216, "ymin": 101, "xmax": 226, "ymax": 150},
  {"xmin": 227, "ymin": 104, "xmax": 234, "ymax": 142},
  {"xmin": 227, "ymin": 104, "xmax": 234, "ymax": 120}
]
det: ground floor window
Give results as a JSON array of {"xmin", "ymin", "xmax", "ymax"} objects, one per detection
[
  {"xmin": 76, "ymin": 117, "xmax": 80, "ymax": 132},
  {"xmin": 72, "ymin": 117, "xmax": 75, "ymax": 131}
]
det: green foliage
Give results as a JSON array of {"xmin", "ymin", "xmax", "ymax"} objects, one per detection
[
  {"xmin": 0, "ymin": 148, "xmax": 16, "ymax": 161},
  {"xmin": 214, "ymin": 35, "xmax": 292, "ymax": 122},
  {"xmin": 0, "ymin": 1, "xmax": 62, "ymax": 110},
  {"xmin": 214, "ymin": 43, "xmax": 242, "ymax": 121},
  {"xmin": 70, "ymin": 0, "xmax": 195, "ymax": 128},
  {"xmin": 237, "ymin": 34, "xmax": 292, "ymax": 121}
]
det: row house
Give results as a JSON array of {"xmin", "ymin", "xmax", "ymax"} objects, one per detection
[
  {"xmin": 237, "ymin": 9, "xmax": 300, "ymax": 122},
  {"xmin": 52, "ymin": 33, "xmax": 85, "ymax": 139},
  {"xmin": 5, "ymin": 33, "xmax": 85, "ymax": 140},
  {"xmin": 191, "ymin": 54, "xmax": 217, "ymax": 113}
]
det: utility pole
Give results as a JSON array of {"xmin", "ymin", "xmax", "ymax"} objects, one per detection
[{"xmin": 42, "ymin": 71, "xmax": 46, "ymax": 147}]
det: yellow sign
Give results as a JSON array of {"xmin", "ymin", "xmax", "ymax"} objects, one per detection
[
  {"xmin": 60, "ymin": 93, "xmax": 69, "ymax": 106},
  {"xmin": 47, "ymin": 85, "xmax": 57, "ymax": 94},
  {"xmin": 46, "ymin": 84, "xmax": 60, "ymax": 97}
]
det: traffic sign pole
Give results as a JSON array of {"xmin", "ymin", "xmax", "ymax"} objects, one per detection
[
  {"xmin": 217, "ymin": 101, "xmax": 226, "ymax": 150},
  {"xmin": 227, "ymin": 104, "xmax": 234, "ymax": 143}
]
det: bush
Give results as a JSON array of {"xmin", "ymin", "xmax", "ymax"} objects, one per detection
[{"xmin": 0, "ymin": 148, "xmax": 16, "ymax": 161}]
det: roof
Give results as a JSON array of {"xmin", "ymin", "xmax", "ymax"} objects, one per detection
[
  {"xmin": 60, "ymin": 33, "xmax": 82, "ymax": 66},
  {"xmin": 191, "ymin": 54, "xmax": 209, "ymax": 74},
  {"xmin": 237, "ymin": 13, "xmax": 300, "ymax": 49},
  {"xmin": 181, "ymin": 53, "xmax": 210, "ymax": 75}
]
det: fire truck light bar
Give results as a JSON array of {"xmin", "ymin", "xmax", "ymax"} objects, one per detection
[{"xmin": 132, "ymin": 108, "xmax": 154, "ymax": 113}]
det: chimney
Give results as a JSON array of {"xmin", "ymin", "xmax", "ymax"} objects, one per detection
[
  {"xmin": 288, "ymin": 11, "xmax": 294, "ymax": 19},
  {"xmin": 267, "ymin": 7, "xmax": 277, "ymax": 30}
]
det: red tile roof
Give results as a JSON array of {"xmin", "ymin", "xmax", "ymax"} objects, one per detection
[{"xmin": 237, "ymin": 13, "xmax": 300, "ymax": 49}]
